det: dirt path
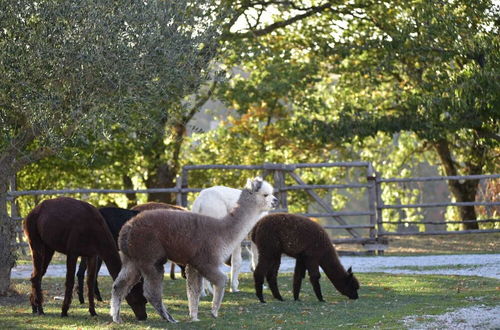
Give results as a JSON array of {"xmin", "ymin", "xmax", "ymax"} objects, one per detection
[{"xmin": 11, "ymin": 253, "xmax": 500, "ymax": 279}]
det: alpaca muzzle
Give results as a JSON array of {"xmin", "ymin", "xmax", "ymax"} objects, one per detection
[
  {"xmin": 349, "ymin": 292, "xmax": 359, "ymax": 300},
  {"xmin": 271, "ymin": 197, "xmax": 279, "ymax": 208}
]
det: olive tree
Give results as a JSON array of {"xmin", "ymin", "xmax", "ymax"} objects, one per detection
[{"xmin": 0, "ymin": 0, "xmax": 227, "ymax": 294}]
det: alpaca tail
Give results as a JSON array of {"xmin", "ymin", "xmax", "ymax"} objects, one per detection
[
  {"xmin": 250, "ymin": 222, "xmax": 258, "ymax": 243},
  {"xmin": 118, "ymin": 222, "xmax": 133, "ymax": 258},
  {"xmin": 23, "ymin": 204, "xmax": 42, "ymax": 244}
]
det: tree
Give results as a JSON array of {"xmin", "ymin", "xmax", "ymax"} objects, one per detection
[
  {"xmin": 293, "ymin": 0, "xmax": 499, "ymax": 229},
  {"xmin": 205, "ymin": 0, "xmax": 499, "ymax": 230},
  {"xmin": 0, "ymin": 0, "xmax": 225, "ymax": 294}
]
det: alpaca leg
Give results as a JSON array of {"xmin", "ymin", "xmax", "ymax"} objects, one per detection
[
  {"xmin": 293, "ymin": 257, "xmax": 307, "ymax": 301},
  {"xmin": 76, "ymin": 257, "xmax": 87, "ymax": 304},
  {"xmin": 230, "ymin": 245, "xmax": 242, "ymax": 292},
  {"xmin": 29, "ymin": 244, "xmax": 53, "ymax": 315},
  {"xmin": 185, "ymin": 265, "xmax": 203, "ymax": 321},
  {"xmin": 253, "ymin": 257, "xmax": 272, "ymax": 303},
  {"xmin": 266, "ymin": 259, "xmax": 283, "ymax": 301},
  {"xmin": 199, "ymin": 265, "xmax": 227, "ymax": 318},
  {"xmin": 304, "ymin": 260, "xmax": 323, "ymax": 302},
  {"xmin": 249, "ymin": 242, "xmax": 259, "ymax": 272},
  {"xmin": 37, "ymin": 246, "xmax": 54, "ymax": 314},
  {"xmin": 141, "ymin": 263, "xmax": 178, "ymax": 323},
  {"xmin": 169, "ymin": 262, "xmax": 176, "ymax": 280},
  {"xmin": 86, "ymin": 256, "xmax": 98, "ymax": 316},
  {"xmin": 61, "ymin": 254, "xmax": 78, "ymax": 317},
  {"xmin": 94, "ymin": 257, "xmax": 103, "ymax": 302},
  {"xmin": 110, "ymin": 260, "xmax": 141, "ymax": 323},
  {"xmin": 40, "ymin": 246, "xmax": 55, "ymax": 278},
  {"xmin": 201, "ymin": 277, "xmax": 213, "ymax": 297}
]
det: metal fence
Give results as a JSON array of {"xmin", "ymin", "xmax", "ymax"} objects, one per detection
[{"xmin": 7, "ymin": 163, "xmax": 500, "ymax": 255}]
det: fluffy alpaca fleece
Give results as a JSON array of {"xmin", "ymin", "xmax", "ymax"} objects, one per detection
[
  {"xmin": 132, "ymin": 202, "xmax": 188, "ymax": 280},
  {"xmin": 251, "ymin": 213, "xmax": 360, "ymax": 303},
  {"xmin": 110, "ymin": 177, "xmax": 278, "ymax": 323},
  {"xmin": 131, "ymin": 202, "xmax": 187, "ymax": 212},
  {"xmin": 191, "ymin": 185, "xmax": 268, "ymax": 294},
  {"xmin": 24, "ymin": 197, "xmax": 147, "ymax": 319}
]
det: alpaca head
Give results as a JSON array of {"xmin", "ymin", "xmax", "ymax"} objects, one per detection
[
  {"xmin": 334, "ymin": 267, "xmax": 360, "ymax": 300},
  {"xmin": 241, "ymin": 177, "xmax": 278, "ymax": 212}
]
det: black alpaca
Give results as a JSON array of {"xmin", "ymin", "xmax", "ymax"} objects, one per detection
[
  {"xmin": 251, "ymin": 213, "xmax": 360, "ymax": 303},
  {"xmin": 76, "ymin": 207, "xmax": 139, "ymax": 304},
  {"xmin": 77, "ymin": 205, "xmax": 187, "ymax": 304}
]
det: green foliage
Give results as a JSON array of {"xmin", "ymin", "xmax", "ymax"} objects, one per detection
[
  {"xmin": 0, "ymin": 0, "xmax": 226, "ymax": 175},
  {"xmin": 293, "ymin": 1, "xmax": 499, "ymax": 158},
  {"xmin": 185, "ymin": 0, "xmax": 499, "ymax": 228}
]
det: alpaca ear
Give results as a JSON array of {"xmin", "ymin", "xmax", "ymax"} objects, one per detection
[
  {"xmin": 347, "ymin": 267, "xmax": 353, "ymax": 274},
  {"xmin": 245, "ymin": 178, "xmax": 253, "ymax": 190},
  {"xmin": 252, "ymin": 177, "xmax": 263, "ymax": 192},
  {"xmin": 246, "ymin": 177, "xmax": 263, "ymax": 193}
]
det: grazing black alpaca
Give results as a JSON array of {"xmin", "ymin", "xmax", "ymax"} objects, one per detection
[
  {"xmin": 77, "ymin": 203, "xmax": 187, "ymax": 304},
  {"xmin": 76, "ymin": 207, "xmax": 139, "ymax": 304},
  {"xmin": 251, "ymin": 213, "xmax": 360, "ymax": 303}
]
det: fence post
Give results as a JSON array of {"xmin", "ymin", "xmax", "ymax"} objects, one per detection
[
  {"xmin": 374, "ymin": 171, "xmax": 386, "ymax": 254},
  {"xmin": 366, "ymin": 163, "xmax": 383, "ymax": 254},
  {"xmin": 180, "ymin": 168, "xmax": 189, "ymax": 208},
  {"xmin": 273, "ymin": 170, "xmax": 288, "ymax": 212},
  {"xmin": 175, "ymin": 175, "xmax": 182, "ymax": 207}
]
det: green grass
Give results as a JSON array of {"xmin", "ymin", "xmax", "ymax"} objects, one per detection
[{"xmin": 1, "ymin": 273, "xmax": 499, "ymax": 329}]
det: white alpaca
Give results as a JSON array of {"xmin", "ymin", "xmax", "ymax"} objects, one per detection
[{"xmin": 191, "ymin": 184, "xmax": 270, "ymax": 294}]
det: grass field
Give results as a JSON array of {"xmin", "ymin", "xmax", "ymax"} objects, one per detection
[
  {"xmin": 1, "ymin": 272, "xmax": 498, "ymax": 329},
  {"xmin": 7, "ymin": 233, "xmax": 499, "ymax": 328}
]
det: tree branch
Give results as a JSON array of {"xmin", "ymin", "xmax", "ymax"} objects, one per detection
[
  {"xmin": 183, "ymin": 79, "xmax": 219, "ymax": 124},
  {"xmin": 226, "ymin": 1, "xmax": 335, "ymax": 39}
]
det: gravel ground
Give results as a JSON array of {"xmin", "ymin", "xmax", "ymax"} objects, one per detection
[
  {"xmin": 12, "ymin": 253, "xmax": 500, "ymax": 329},
  {"xmin": 401, "ymin": 305, "xmax": 500, "ymax": 330},
  {"xmin": 11, "ymin": 253, "xmax": 500, "ymax": 279}
]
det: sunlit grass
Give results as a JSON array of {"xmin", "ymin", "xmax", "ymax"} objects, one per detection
[{"xmin": 1, "ymin": 273, "xmax": 498, "ymax": 329}]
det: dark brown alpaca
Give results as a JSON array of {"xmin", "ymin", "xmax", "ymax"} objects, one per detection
[
  {"xmin": 110, "ymin": 177, "xmax": 278, "ymax": 323},
  {"xmin": 23, "ymin": 197, "xmax": 147, "ymax": 318},
  {"xmin": 251, "ymin": 213, "xmax": 360, "ymax": 303}
]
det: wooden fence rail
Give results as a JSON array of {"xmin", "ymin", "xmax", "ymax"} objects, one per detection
[{"xmin": 6, "ymin": 162, "xmax": 500, "ymax": 255}]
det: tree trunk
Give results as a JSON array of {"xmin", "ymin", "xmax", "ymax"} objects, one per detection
[
  {"xmin": 0, "ymin": 179, "xmax": 15, "ymax": 295},
  {"xmin": 434, "ymin": 140, "xmax": 480, "ymax": 230},
  {"xmin": 122, "ymin": 175, "xmax": 138, "ymax": 208},
  {"xmin": 145, "ymin": 123, "xmax": 186, "ymax": 205}
]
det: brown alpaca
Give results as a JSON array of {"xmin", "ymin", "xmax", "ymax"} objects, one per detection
[
  {"xmin": 132, "ymin": 202, "xmax": 187, "ymax": 280},
  {"xmin": 251, "ymin": 213, "xmax": 360, "ymax": 303},
  {"xmin": 23, "ymin": 197, "xmax": 147, "ymax": 318},
  {"xmin": 131, "ymin": 202, "xmax": 187, "ymax": 212},
  {"xmin": 76, "ymin": 202, "xmax": 187, "ymax": 303},
  {"xmin": 110, "ymin": 177, "xmax": 278, "ymax": 323}
]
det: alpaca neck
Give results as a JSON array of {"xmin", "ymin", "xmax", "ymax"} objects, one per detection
[
  {"xmin": 320, "ymin": 247, "xmax": 348, "ymax": 285},
  {"xmin": 220, "ymin": 203, "xmax": 261, "ymax": 253}
]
